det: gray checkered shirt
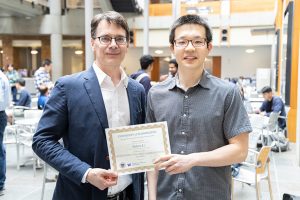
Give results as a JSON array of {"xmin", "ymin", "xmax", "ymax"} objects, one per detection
[{"xmin": 146, "ymin": 70, "xmax": 252, "ymax": 200}]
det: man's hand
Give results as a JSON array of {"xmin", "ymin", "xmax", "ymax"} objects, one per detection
[
  {"xmin": 154, "ymin": 154, "xmax": 194, "ymax": 175},
  {"xmin": 86, "ymin": 168, "xmax": 118, "ymax": 190}
]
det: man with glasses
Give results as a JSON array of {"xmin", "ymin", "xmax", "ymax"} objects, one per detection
[
  {"xmin": 146, "ymin": 14, "xmax": 252, "ymax": 200},
  {"xmin": 33, "ymin": 11, "xmax": 145, "ymax": 200}
]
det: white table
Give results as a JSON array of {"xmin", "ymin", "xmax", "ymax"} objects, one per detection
[
  {"xmin": 248, "ymin": 114, "xmax": 269, "ymax": 129},
  {"xmin": 15, "ymin": 118, "xmax": 40, "ymax": 126},
  {"xmin": 249, "ymin": 97, "xmax": 265, "ymax": 112}
]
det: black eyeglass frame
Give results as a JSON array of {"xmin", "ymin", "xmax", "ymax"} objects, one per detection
[
  {"xmin": 96, "ymin": 36, "xmax": 128, "ymax": 45},
  {"xmin": 173, "ymin": 38, "xmax": 207, "ymax": 48}
]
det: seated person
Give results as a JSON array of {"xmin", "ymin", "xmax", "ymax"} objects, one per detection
[
  {"xmin": 15, "ymin": 78, "xmax": 31, "ymax": 107},
  {"xmin": 257, "ymin": 86, "xmax": 286, "ymax": 130},
  {"xmin": 37, "ymin": 86, "xmax": 49, "ymax": 110}
]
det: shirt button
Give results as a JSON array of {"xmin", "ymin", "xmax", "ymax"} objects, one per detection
[
  {"xmin": 184, "ymin": 95, "xmax": 188, "ymax": 99},
  {"xmin": 105, "ymin": 155, "xmax": 109, "ymax": 160},
  {"xmin": 178, "ymin": 189, "xmax": 182, "ymax": 193},
  {"xmin": 181, "ymin": 132, "xmax": 185, "ymax": 135},
  {"xmin": 183, "ymin": 114, "xmax": 187, "ymax": 117},
  {"xmin": 180, "ymin": 151, "xmax": 184, "ymax": 154}
]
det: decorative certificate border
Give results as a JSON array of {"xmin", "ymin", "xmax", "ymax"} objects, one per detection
[{"xmin": 106, "ymin": 121, "xmax": 170, "ymax": 174}]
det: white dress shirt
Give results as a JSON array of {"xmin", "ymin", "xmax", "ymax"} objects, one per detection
[
  {"xmin": 0, "ymin": 71, "xmax": 10, "ymax": 111},
  {"xmin": 81, "ymin": 63, "xmax": 132, "ymax": 195}
]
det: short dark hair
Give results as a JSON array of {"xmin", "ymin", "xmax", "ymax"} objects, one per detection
[
  {"xmin": 169, "ymin": 59, "xmax": 178, "ymax": 69},
  {"xmin": 16, "ymin": 78, "xmax": 26, "ymax": 87},
  {"xmin": 140, "ymin": 55, "xmax": 154, "ymax": 70},
  {"xmin": 42, "ymin": 59, "xmax": 52, "ymax": 67},
  {"xmin": 91, "ymin": 11, "xmax": 130, "ymax": 42},
  {"xmin": 169, "ymin": 14, "xmax": 212, "ymax": 48},
  {"xmin": 261, "ymin": 86, "xmax": 272, "ymax": 94}
]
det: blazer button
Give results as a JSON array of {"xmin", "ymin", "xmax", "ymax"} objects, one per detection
[{"xmin": 105, "ymin": 155, "xmax": 109, "ymax": 160}]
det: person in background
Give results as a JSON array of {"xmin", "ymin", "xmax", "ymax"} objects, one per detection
[
  {"xmin": 37, "ymin": 86, "xmax": 49, "ymax": 110},
  {"xmin": 34, "ymin": 59, "xmax": 53, "ymax": 92},
  {"xmin": 130, "ymin": 55, "xmax": 154, "ymax": 96},
  {"xmin": 5, "ymin": 64, "xmax": 19, "ymax": 102},
  {"xmin": 159, "ymin": 59, "xmax": 178, "ymax": 81},
  {"xmin": 32, "ymin": 11, "xmax": 145, "ymax": 200},
  {"xmin": 0, "ymin": 70, "xmax": 10, "ymax": 196},
  {"xmin": 146, "ymin": 14, "xmax": 251, "ymax": 200},
  {"xmin": 15, "ymin": 79, "xmax": 31, "ymax": 107},
  {"xmin": 257, "ymin": 86, "xmax": 286, "ymax": 130},
  {"xmin": 238, "ymin": 84, "xmax": 253, "ymax": 113}
]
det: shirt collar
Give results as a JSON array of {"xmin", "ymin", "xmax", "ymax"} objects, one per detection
[
  {"xmin": 92, "ymin": 62, "xmax": 128, "ymax": 88},
  {"xmin": 168, "ymin": 70, "xmax": 211, "ymax": 90}
]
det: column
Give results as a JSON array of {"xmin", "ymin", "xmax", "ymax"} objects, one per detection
[
  {"xmin": 172, "ymin": 0, "xmax": 181, "ymax": 21},
  {"xmin": 2, "ymin": 36, "xmax": 13, "ymax": 67},
  {"xmin": 85, "ymin": 0, "xmax": 94, "ymax": 69},
  {"xmin": 81, "ymin": 37, "xmax": 85, "ymax": 71},
  {"xmin": 143, "ymin": 0, "xmax": 149, "ymax": 55},
  {"xmin": 297, "ymin": 33, "xmax": 300, "ymax": 166},
  {"xmin": 49, "ymin": 0, "xmax": 63, "ymax": 82},
  {"xmin": 41, "ymin": 36, "xmax": 51, "ymax": 65}
]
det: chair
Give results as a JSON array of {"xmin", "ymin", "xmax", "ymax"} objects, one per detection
[
  {"xmin": 41, "ymin": 163, "xmax": 58, "ymax": 200},
  {"xmin": 12, "ymin": 106, "xmax": 31, "ymax": 122},
  {"xmin": 3, "ymin": 106, "xmax": 30, "ymax": 170},
  {"xmin": 3, "ymin": 125, "xmax": 19, "ymax": 168},
  {"xmin": 250, "ymin": 112, "xmax": 281, "ymax": 151},
  {"xmin": 3, "ymin": 125, "xmax": 18, "ymax": 145},
  {"xmin": 278, "ymin": 106, "xmax": 290, "ymax": 138},
  {"xmin": 232, "ymin": 146, "xmax": 273, "ymax": 200},
  {"xmin": 16, "ymin": 109, "xmax": 43, "ymax": 175}
]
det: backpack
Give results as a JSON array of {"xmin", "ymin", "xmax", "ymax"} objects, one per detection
[
  {"xmin": 269, "ymin": 134, "xmax": 289, "ymax": 152},
  {"xmin": 135, "ymin": 73, "xmax": 149, "ymax": 83},
  {"xmin": 283, "ymin": 193, "xmax": 300, "ymax": 200}
]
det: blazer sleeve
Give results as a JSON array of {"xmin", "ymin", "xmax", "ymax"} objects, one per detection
[{"xmin": 32, "ymin": 79, "xmax": 91, "ymax": 185}]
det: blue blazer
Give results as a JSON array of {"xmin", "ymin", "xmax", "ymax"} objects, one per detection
[{"xmin": 32, "ymin": 67, "xmax": 146, "ymax": 200}]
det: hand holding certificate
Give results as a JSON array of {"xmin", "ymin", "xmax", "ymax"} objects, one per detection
[{"xmin": 105, "ymin": 121, "xmax": 171, "ymax": 175}]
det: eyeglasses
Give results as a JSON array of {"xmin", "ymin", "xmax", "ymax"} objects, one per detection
[
  {"xmin": 174, "ymin": 38, "xmax": 207, "ymax": 48},
  {"xmin": 97, "ymin": 36, "xmax": 127, "ymax": 45}
]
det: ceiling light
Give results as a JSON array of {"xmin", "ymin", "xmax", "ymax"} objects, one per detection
[
  {"xmin": 31, "ymin": 50, "xmax": 38, "ymax": 54},
  {"xmin": 154, "ymin": 50, "xmax": 163, "ymax": 55},
  {"xmin": 75, "ymin": 50, "xmax": 83, "ymax": 55},
  {"xmin": 0, "ymin": 50, "xmax": 3, "ymax": 54},
  {"xmin": 164, "ymin": 57, "xmax": 171, "ymax": 62},
  {"xmin": 245, "ymin": 49, "xmax": 255, "ymax": 53}
]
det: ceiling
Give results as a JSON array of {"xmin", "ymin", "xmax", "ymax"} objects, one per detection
[
  {"xmin": 0, "ymin": 0, "xmax": 223, "ymax": 18},
  {"xmin": 0, "ymin": 0, "xmax": 145, "ymax": 19},
  {"xmin": 0, "ymin": 0, "xmax": 46, "ymax": 17}
]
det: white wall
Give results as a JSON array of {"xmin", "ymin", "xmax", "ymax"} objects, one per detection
[
  {"xmin": 211, "ymin": 45, "xmax": 271, "ymax": 78},
  {"xmin": 122, "ymin": 45, "xmax": 272, "ymax": 79},
  {"xmin": 122, "ymin": 48, "xmax": 144, "ymax": 75},
  {"xmin": 135, "ymin": 27, "xmax": 273, "ymax": 48}
]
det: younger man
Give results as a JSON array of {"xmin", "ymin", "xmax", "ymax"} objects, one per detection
[{"xmin": 147, "ymin": 14, "xmax": 252, "ymax": 200}]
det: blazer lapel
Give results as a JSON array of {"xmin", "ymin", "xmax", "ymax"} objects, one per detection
[{"xmin": 83, "ymin": 67, "xmax": 109, "ymax": 129}]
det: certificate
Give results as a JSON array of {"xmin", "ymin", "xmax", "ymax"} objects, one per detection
[{"xmin": 105, "ymin": 121, "xmax": 171, "ymax": 175}]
